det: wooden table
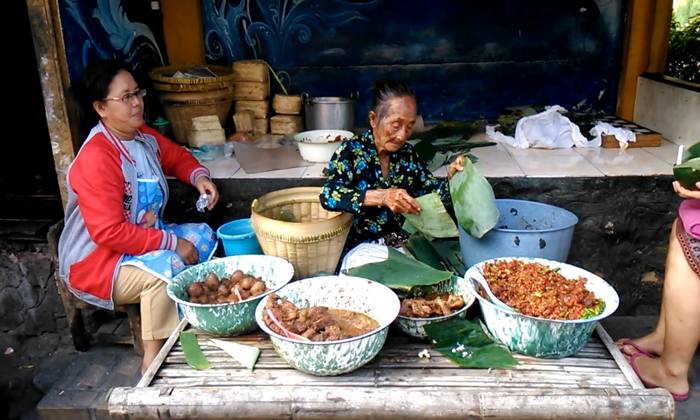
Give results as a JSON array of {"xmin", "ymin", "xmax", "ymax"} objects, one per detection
[{"xmin": 108, "ymin": 319, "xmax": 674, "ymax": 419}]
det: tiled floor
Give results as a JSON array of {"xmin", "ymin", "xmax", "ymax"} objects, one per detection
[{"xmin": 204, "ymin": 135, "xmax": 678, "ymax": 179}]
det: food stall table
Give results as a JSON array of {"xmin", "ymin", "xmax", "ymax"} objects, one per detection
[{"xmin": 108, "ymin": 319, "xmax": 674, "ymax": 419}]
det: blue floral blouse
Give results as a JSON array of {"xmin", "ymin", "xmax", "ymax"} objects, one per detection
[{"xmin": 320, "ymin": 130, "xmax": 450, "ymax": 249}]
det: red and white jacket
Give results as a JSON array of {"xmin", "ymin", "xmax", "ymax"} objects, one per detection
[{"xmin": 58, "ymin": 123, "xmax": 209, "ymax": 309}]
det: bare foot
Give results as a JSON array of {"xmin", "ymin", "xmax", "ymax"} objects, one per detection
[{"xmin": 628, "ymin": 353, "xmax": 690, "ymax": 397}]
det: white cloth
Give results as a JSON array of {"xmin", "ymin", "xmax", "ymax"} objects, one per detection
[{"xmin": 589, "ymin": 122, "xmax": 636, "ymax": 150}]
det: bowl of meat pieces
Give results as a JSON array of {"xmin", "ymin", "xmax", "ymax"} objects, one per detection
[
  {"xmin": 254, "ymin": 275, "xmax": 400, "ymax": 376},
  {"xmin": 167, "ymin": 255, "xmax": 294, "ymax": 336},
  {"xmin": 465, "ymin": 257, "xmax": 619, "ymax": 358},
  {"xmin": 395, "ymin": 276, "xmax": 475, "ymax": 339}
]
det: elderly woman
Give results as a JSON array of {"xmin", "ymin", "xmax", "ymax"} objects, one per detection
[
  {"xmin": 58, "ymin": 60, "xmax": 219, "ymax": 373},
  {"xmin": 320, "ymin": 80, "xmax": 463, "ymax": 250},
  {"xmin": 616, "ymin": 180, "xmax": 700, "ymax": 402}
]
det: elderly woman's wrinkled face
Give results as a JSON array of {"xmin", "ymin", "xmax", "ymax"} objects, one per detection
[
  {"xmin": 94, "ymin": 70, "xmax": 144, "ymax": 133},
  {"xmin": 369, "ymin": 96, "xmax": 417, "ymax": 154}
]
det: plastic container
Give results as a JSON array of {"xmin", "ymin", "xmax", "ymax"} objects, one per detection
[
  {"xmin": 459, "ymin": 199, "xmax": 578, "ymax": 267},
  {"xmin": 216, "ymin": 218, "xmax": 263, "ymax": 256}
]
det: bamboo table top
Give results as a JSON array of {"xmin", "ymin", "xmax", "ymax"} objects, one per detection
[{"xmin": 108, "ymin": 319, "xmax": 674, "ymax": 419}]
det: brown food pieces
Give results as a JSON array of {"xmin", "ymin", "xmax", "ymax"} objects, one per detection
[
  {"xmin": 263, "ymin": 293, "xmax": 379, "ymax": 342},
  {"xmin": 482, "ymin": 260, "xmax": 599, "ymax": 320},
  {"xmin": 399, "ymin": 293, "xmax": 465, "ymax": 318},
  {"xmin": 186, "ymin": 270, "xmax": 268, "ymax": 304}
]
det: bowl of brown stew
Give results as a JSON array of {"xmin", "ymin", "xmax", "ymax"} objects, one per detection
[
  {"xmin": 465, "ymin": 257, "xmax": 619, "ymax": 358},
  {"xmin": 255, "ymin": 275, "xmax": 400, "ymax": 376},
  {"xmin": 167, "ymin": 255, "xmax": 294, "ymax": 336},
  {"xmin": 395, "ymin": 276, "xmax": 475, "ymax": 339}
]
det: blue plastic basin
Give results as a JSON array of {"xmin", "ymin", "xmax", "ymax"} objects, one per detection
[
  {"xmin": 216, "ymin": 218, "xmax": 263, "ymax": 256},
  {"xmin": 459, "ymin": 199, "xmax": 578, "ymax": 267}
]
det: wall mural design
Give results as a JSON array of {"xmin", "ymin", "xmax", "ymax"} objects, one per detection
[
  {"xmin": 203, "ymin": 0, "xmax": 380, "ymax": 66},
  {"xmin": 59, "ymin": 0, "xmax": 166, "ymax": 82}
]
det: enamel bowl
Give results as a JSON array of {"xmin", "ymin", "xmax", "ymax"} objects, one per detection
[
  {"xmin": 465, "ymin": 257, "xmax": 619, "ymax": 358},
  {"xmin": 294, "ymin": 129, "xmax": 354, "ymax": 163},
  {"xmin": 167, "ymin": 255, "xmax": 294, "ymax": 336},
  {"xmin": 255, "ymin": 275, "xmax": 400, "ymax": 376}
]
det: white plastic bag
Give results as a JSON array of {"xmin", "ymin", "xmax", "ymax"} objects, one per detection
[
  {"xmin": 487, "ymin": 106, "xmax": 598, "ymax": 149},
  {"xmin": 589, "ymin": 122, "xmax": 635, "ymax": 150}
]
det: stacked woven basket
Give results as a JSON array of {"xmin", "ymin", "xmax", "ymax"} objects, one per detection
[{"xmin": 149, "ymin": 65, "xmax": 235, "ymax": 144}]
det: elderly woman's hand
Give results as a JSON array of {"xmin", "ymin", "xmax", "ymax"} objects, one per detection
[
  {"xmin": 381, "ymin": 188, "xmax": 421, "ymax": 214},
  {"xmin": 447, "ymin": 155, "xmax": 466, "ymax": 180},
  {"xmin": 195, "ymin": 177, "xmax": 219, "ymax": 210},
  {"xmin": 673, "ymin": 181, "xmax": 700, "ymax": 200}
]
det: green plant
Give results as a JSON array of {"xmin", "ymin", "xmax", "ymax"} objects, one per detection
[{"xmin": 666, "ymin": 12, "xmax": 700, "ymax": 83}]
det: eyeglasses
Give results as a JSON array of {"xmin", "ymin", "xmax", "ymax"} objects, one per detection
[{"xmin": 103, "ymin": 88, "xmax": 147, "ymax": 104}]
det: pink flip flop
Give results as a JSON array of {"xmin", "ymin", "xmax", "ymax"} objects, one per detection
[
  {"xmin": 627, "ymin": 352, "xmax": 689, "ymax": 402},
  {"xmin": 617, "ymin": 338, "xmax": 659, "ymax": 358}
]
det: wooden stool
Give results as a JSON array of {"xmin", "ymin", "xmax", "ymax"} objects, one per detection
[{"xmin": 48, "ymin": 221, "xmax": 144, "ymax": 356}]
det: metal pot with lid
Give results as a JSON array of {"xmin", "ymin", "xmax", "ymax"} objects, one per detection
[{"xmin": 301, "ymin": 92, "xmax": 358, "ymax": 131}]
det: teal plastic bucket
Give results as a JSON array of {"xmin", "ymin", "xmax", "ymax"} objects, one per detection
[
  {"xmin": 216, "ymin": 218, "xmax": 263, "ymax": 256},
  {"xmin": 459, "ymin": 199, "xmax": 578, "ymax": 267}
]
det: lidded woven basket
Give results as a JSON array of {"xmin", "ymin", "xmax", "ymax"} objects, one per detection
[{"xmin": 250, "ymin": 187, "xmax": 352, "ymax": 278}]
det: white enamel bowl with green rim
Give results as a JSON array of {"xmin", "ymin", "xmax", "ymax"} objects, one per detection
[
  {"xmin": 254, "ymin": 275, "xmax": 400, "ymax": 376},
  {"xmin": 464, "ymin": 257, "xmax": 619, "ymax": 358},
  {"xmin": 395, "ymin": 276, "xmax": 476, "ymax": 339},
  {"xmin": 167, "ymin": 255, "xmax": 294, "ymax": 336}
]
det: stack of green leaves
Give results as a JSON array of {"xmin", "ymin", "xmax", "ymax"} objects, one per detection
[
  {"xmin": 424, "ymin": 318, "xmax": 517, "ymax": 369},
  {"xmin": 409, "ymin": 121, "xmax": 495, "ymax": 172},
  {"xmin": 449, "ymin": 159, "xmax": 499, "ymax": 238},
  {"xmin": 346, "ymin": 247, "xmax": 452, "ymax": 292}
]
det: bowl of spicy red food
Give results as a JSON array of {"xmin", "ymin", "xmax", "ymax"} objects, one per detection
[{"xmin": 464, "ymin": 257, "xmax": 619, "ymax": 358}]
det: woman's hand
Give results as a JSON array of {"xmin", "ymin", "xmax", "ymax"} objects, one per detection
[
  {"xmin": 673, "ymin": 180, "xmax": 700, "ymax": 200},
  {"xmin": 447, "ymin": 155, "xmax": 465, "ymax": 180},
  {"xmin": 195, "ymin": 177, "xmax": 219, "ymax": 210},
  {"xmin": 176, "ymin": 237, "xmax": 199, "ymax": 265},
  {"xmin": 380, "ymin": 188, "xmax": 421, "ymax": 214}
]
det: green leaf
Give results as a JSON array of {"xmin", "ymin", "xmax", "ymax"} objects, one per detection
[
  {"xmin": 449, "ymin": 159, "xmax": 499, "ymax": 238},
  {"xmin": 403, "ymin": 193, "xmax": 459, "ymax": 239},
  {"xmin": 210, "ymin": 338, "xmax": 260, "ymax": 371},
  {"xmin": 424, "ymin": 318, "xmax": 517, "ymax": 369},
  {"xmin": 674, "ymin": 156, "xmax": 700, "ymax": 189},
  {"xmin": 180, "ymin": 331, "xmax": 210, "ymax": 370},
  {"xmin": 429, "ymin": 239, "xmax": 467, "ymax": 276},
  {"xmin": 404, "ymin": 233, "xmax": 446, "ymax": 270},
  {"xmin": 347, "ymin": 247, "xmax": 452, "ymax": 292}
]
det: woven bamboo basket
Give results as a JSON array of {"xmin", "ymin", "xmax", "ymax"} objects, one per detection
[
  {"xmin": 149, "ymin": 65, "xmax": 235, "ymax": 92},
  {"xmin": 162, "ymin": 96, "xmax": 234, "ymax": 144},
  {"xmin": 250, "ymin": 187, "xmax": 352, "ymax": 278}
]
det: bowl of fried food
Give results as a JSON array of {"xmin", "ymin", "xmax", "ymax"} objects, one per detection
[
  {"xmin": 255, "ymin": 275, "xmax": 400, "ymax": 376},
  {"xmin": 465, "ymin": 257, "xmax": 619, "ymax": 358},
  {"xmin": 394, "ymin": 276, "xmax": 475, "ymax": 339},
  {"xmin": 167, "ymin": 255, "xmax": 294, "ymax": 336}
]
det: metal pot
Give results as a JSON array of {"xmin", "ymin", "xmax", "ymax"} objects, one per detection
[{"xmin": 301, "ymin": 92, "xmax": 358, "ymax": 131}]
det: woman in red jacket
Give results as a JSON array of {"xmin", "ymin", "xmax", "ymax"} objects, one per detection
[{"xmin": 58, "ymin": 60, "xmax": 219, "ymax": 373}]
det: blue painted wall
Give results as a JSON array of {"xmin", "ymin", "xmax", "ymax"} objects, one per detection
[
  {"xmin": 203, "ymin": 0, "xmax": 626, "ymax": 121},
  {"xmin": 58, "ymin": 0, "xmax": 626, "ymax": 123}
]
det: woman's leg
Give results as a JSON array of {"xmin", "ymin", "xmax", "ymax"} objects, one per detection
[
  {"xmin": 631, "ymin": 220, "xmax": 700, "ymax": 395},
  {"xmin": 113, "ymin": 265, "xmax": 179, "ymax": 374}
]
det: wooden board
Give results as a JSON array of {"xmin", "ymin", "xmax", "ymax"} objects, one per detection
[
  {"xmin": 597, "ymin": 115, "xmax": 663, "ymax": 148},
  {"xmin": 108, "ymin": 322, "xmax": 674, "ymax": 419}
]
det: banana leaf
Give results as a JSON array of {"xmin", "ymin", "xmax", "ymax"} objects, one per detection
[
  {"xmin": 424, "ymin": 318, "xmax": 517, "ymax": 369},
  {"xmin": 210, "ymin": 338, "xmax": 260, "ymax": 371},
  {"xmin": 403, "ymin": 193, "xmax": 458, "ymax": 239},
  {"xmin": 674, "ymin": 156, "xmax": 700, "ymax": 189},
  {"xmin": 404, "ymin": 232, "xmax": 445, "ymax": 270},
  {"xmin": 409, "ymin": 121, "xmax": 480, "ymax": 142},
  {"xmin": 180, "ymin": 331, "xmax": 210, "ymax": 370},
  {"xmin": 682, "ymin": 140, "xmax": 700, "ymax": 162},
  {"xmin": 450, "ymin": 159, "xmax": 499, "ymax": 238},
  {"xmin": 347, "ymin": 247, "xmax": 452, "ymax": 292},
  {"xmin": 429, "ymin": 239, "xmax": 467, "ymax": 276}
]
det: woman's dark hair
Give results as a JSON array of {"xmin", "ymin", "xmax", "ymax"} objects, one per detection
[
  {"xmin": 369, "ymin": 80, "xmax": 416, "ymax": 121},
  {"xmin": 69, "ymin": 59, "xmax": 132, "ymax": 144}
]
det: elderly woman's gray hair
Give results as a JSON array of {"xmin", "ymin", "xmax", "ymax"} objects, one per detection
[{"xmin": 370, "ymin": 80, "xmax": 416, "ymax": 121}]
